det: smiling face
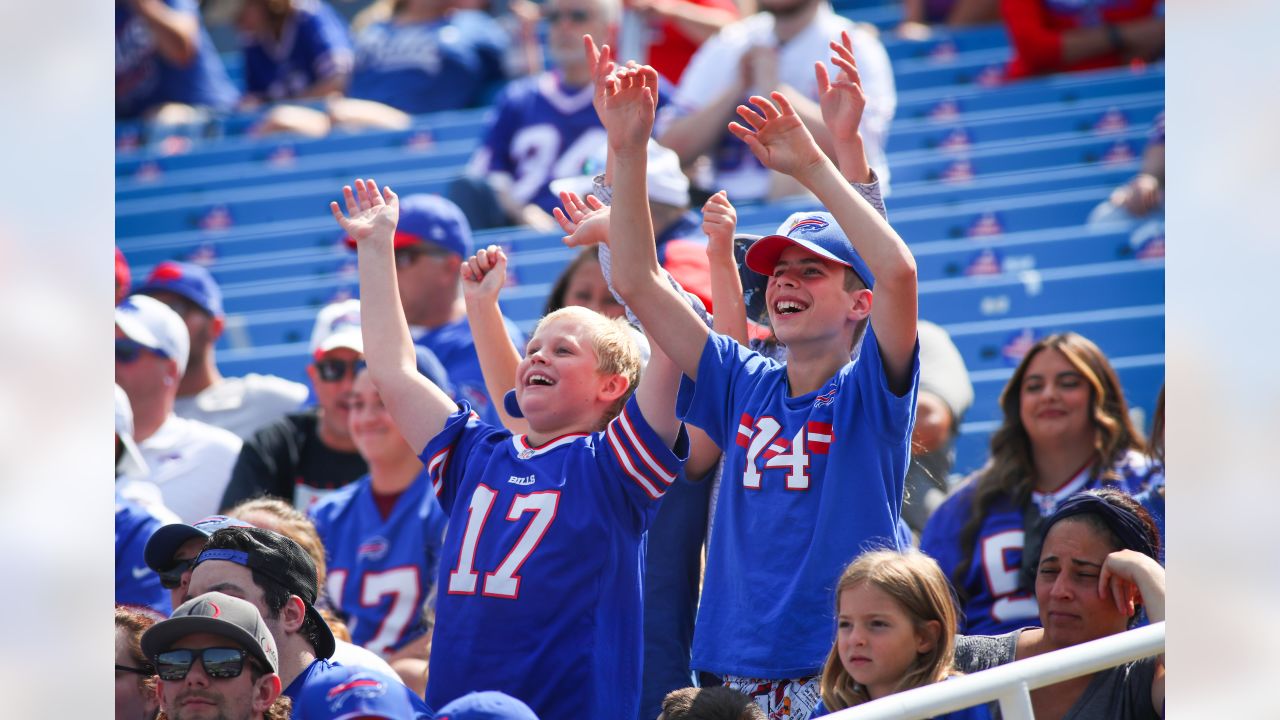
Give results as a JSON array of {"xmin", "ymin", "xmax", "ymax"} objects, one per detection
[
  {"xmin": 1018, "ymin": 348, "xmax": 1094, "ymax": 451},
  {"xmin": 1036, "ymin": 518, "xmax": 1131, "ymax": 648},
  {"xmin": 836, "ymin": 583, "xmax": 933, "ymax": 701},
  {"xmin": 349, "ymin": 370, "xmax": 415, "ymax": 465},
  {"xmin": 515, "ymin": 313, "xmax": 625, "ymax": 435},
  {"xmin": 764, "ymin": 246, "xmax": 867, "ymax": 348}
]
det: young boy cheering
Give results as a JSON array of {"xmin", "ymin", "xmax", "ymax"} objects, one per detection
[
  {"xmin": 331, "ymin": 178, "xmax": 689, "ymax": 719},
  {"xmin": 602, "ymin": 58, "xmax": 920, "ymax": 718}
]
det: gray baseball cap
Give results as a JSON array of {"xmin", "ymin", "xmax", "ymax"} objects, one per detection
[{"xmin": 141, "ymin": 591, "xmax": 279, "ymax": 674}]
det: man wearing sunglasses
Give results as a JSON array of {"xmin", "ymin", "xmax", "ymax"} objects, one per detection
[
  {"xmin": 142, "ymin": 591, "xmax": 290, "ymax": 720},
  {"xmin": 137, "ymin": 261, "xmax": 309, "ymax": 440},
  {"xmin": 117, "ymin": 294, "xmax": 243, "ymax": 522},
  {"xmin": 187, "ymin": 527, "xmax": 434, "ymax": 714},
  {"xmin": 221, "ymin": 299, "xmax": 373, "ymax": 512}
]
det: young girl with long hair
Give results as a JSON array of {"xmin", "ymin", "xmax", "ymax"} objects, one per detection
[{"xmin": 813, "ymin": 550, "xmax": 988, "ymax": 719}]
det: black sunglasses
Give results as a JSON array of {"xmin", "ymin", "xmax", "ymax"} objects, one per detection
[
  {"xmin": 155, "ymin": 647, "xmax": 253, "ymax": 681},
  {"xmin": 157, "ymin": 557, "xmax": 199, "ymax": 590},
  {"xmin": 115, "ymin": 338, "xmax": 150, "ymax": 364},
  {"xmin": 314, "ymin": 357, "xmax": 366, "ymax": 383},
  {"xmin": 546, "ymin": 9, "xmax": 592, "ymax": 23},
  {"xmin": 116, "ymin": 663, "xmax": 154, "ymax": 676}
]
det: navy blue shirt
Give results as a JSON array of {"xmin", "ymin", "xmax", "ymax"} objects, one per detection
[{"xmin": 116, "ymin": 0, "xmax": 238, "ymax": 118}]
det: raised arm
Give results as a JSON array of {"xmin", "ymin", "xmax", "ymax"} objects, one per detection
[
  {"xmin": 1099, "ymin": 550, "xmax": 1165, "ymax": 713},
  {"xmin": 332, "ymin": 179, "xmax": 456, "ymax": 454},
  {"xmin": 729, "ymin": 93, "xmax": 918, "ymax": 392},
  {"xmin": 461, "ymin": 245, "xmax": 529, "ymax": 435},
  {"xmin": 702, "ymin": 190, "xmax": 748, "ymax": 346},
  {"xmin": 601, "ymin": 63, "xmax": 711, "ymax": 380}
]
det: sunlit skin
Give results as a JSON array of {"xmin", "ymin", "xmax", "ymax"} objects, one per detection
[
  {"xmin": 1035, "ymin": 519, "xmax": 1133, "ymax": 649},
  {"xmin": 514, "ymin": 314, "xmax": 627, "ymax": 442},
  {"xmin": 546, "ymin": 0, "xmax": 612, "ymax": 73},
  {"xmin": 836, "ymin": 583, "xmax": 937, "ymax": 701},
  {"xmin": 349, "ymin": 371, "xmax": 419, "ymax": 465},
  {"xmin": 305, "ymin": 347, "xmax": 362, "ymax": 452},
  {"xmin": 115, "ymin": 627, "xmax": 158, "ymax": 720},
  {"xmin": 764, "ymin": 247, "xmax": 868, "ymax": 351},
  {"xmin": 155, "ymin": 632, "xmax": 277, "ymax": 720},
  {"xmin": 563, "ymin": 258, "xmax": 625, "ymax": 319},
  {"xmin": 115, "ymin": 326, "xmax": 178, "ymax": 442},
  {"xmin": 1019, "ymin": 348, "xmax": 1093, "ymax": 451}
]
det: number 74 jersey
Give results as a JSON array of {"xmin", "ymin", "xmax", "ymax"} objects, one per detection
[{"xmin": 419, "ymin": 396, "xmax": 689, "ymax": 720}]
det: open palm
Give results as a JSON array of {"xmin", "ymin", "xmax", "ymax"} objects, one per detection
[
  {"xmin": 728, "ymin": 93, "xmax": 824, "ymax": 177},
  {"xmin": 816, "ymin": 31, "xmax": 867, "ymax": 144},
  {"xmin": 603, "ymin": 65, "xmax": 659, "ymax": 152},
  {"xmin": 330, "ymin": 178, "xmax": 399, "ymax": 246}
]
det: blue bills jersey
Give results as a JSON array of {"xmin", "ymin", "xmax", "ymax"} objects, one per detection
[
  {"xmin": 242, "ymin": 0, "xmax": 353, "ymax": 101},
  {"xmin": 284, "ymin": 658, "xmax": 432, "ymax": 717},
  {"xmin": 115, "ymin": 492, "xmax": 173, "ymax": 616},
  {"xmin": 413, "ymin": 315, "xmax": 523, "ymax": 429},
  {"xmin": 678, "ymin": 329, "xmax": 920, "ymax": 679},
  {"xmin": 348, "ymin": 11, "xmax": 506, "ymax": 114},
  {"xmin": 469, "ymin": 72, "xmax": 608, "ymax": 214},
  {"xmin": 310, "ymin": 470, "xmax": 448, "ymax": 656},
  {"xmin": 116, "ymin": 0, "xmax": 238, "ymax": 118},
  {"xmin": 921, "ymin": 450, "xmax": 1154, "ymax": 635},
  {"xmin": 420, "ymin": 396, "xmax": 689, "ymax": 720}
]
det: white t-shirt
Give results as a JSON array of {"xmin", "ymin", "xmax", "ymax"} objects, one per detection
[
  {"xmin": 658, "ymin": 3, "xmax": 896, "ymax": 199},
  {"xmin": 174, "ymin": 373, "xmax": 309, "ymax": 440},
  {"xmin": 137, "ymin": 414, "xmax": 243, "ymax": 522}
]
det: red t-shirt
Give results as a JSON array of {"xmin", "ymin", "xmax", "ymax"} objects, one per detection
[
  {"xmin": 644, "ymin": 0, "xmax": 740, "ymax": 85},
  {"xmin": 1001, "ymin": 0, "xmax": 1160, "ymax": 80}
]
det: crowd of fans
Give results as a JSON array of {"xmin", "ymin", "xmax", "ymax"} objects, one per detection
[{"xmin": 117, "ymin": 0, "xmax": 1164, "ymax": 719}]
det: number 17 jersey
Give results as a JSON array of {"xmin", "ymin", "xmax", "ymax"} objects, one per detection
[{"xmin": 419, "ymin": 396, "xmax": 689, "ymax": 720}]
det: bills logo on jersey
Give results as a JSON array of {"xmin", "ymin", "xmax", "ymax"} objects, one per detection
[
  {"xmin": 326, "ymin": 677, "xmax": 387, "ymax": 710},
  {"xmin": 357, "ymin": 537, "xmax": 390, "ymax": 561},
  {"xmin": 787, "ymin": 217, "xmax": 830, "ymax": 236},
  {"xmin": 814, "ymin": 387, "xmax": 838, "ymax": 408}
]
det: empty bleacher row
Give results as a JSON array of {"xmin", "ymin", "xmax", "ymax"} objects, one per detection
[{"xmin": 116, "ymin": 14, "xmax": 1165, "ymax": 477}]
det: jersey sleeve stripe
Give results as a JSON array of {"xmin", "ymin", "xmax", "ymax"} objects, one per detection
[
  {"xmin": 606, "ymin": 424, "xmax": 664, "ymax": 500},
  {"xmin": 613, "ymin": 405, "xmax": 676, "ymax": 485},
  {"xmin": 427, "ymin": 447, "xmax": 451, "ymax": 497}
]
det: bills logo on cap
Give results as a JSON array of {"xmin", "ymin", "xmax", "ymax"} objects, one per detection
[
  {"xmin": 326, "ymin": 677, "xmax": 387, "ymax": 710},
  {"xmin": 787, "ymin": 217, "xmax": 830, "ymax": 236}
]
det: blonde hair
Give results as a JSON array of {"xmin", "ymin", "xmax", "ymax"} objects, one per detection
[
  {"xmin": 531, "ymin": 306, "xmax": 641, "ymax": 428},
  {"xmin": 819, "ymin": 550, "xmax": 960, "ymax": 711}
]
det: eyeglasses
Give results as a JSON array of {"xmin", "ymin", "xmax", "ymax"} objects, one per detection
[
  {"xmin": 155, "ymin": 647, "xmax": 253, "ymax": 682},
  {"xmin": 157, "ymin": 557, "xmax": 199, "ymax": 590},
  {"xmin": 116, "ymin": 663, "xmax": 154, "ymax": 677},
  {"xmin": 115, "ymin": 338, "xmax": 153, "ymax": 364},
  {"xmin": 314, "ymin": 357, "xmax": 366, "ymax": 383},
  {"xmin": 546, "ymin": 8, "xmax": 592, "ymax": 23}
]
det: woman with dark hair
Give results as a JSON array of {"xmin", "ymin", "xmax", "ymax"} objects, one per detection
[
  {"xmin": 955, "ymin": 488, "xmax": 1165, "ymax": 719},
  {"xmin": 922, "ymin": 332, "xmax": 1153, "ymax": 635}
]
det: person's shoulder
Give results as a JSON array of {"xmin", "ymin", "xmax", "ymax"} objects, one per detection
[
  {"xmin": 310, "ymin": 475, "xmax": 369, "ymax": 519},
  {"xmin": 493, "ymin": 73, "xmax": 541, "ymax": 105},
  {"xmin": 238, "ymin": 373, "xmax": 310, "ymax": 401},
  {"xmin": 174, "ymin": 415, "xmax": 243, "ymax": 451}
]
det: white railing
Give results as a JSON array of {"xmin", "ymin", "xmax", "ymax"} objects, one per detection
[{"xmin": 825, "ymin": 622, "xmax": 1165, "ymax": 720}]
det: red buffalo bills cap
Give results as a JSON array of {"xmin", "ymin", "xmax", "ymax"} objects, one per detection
[
  {"xmin": 141, "ymin": 591, "xmax": 279, "ymax": 674},
  {"xmin": 743, "ymin": 211, "xmax": 875, "ymax": 289},
  {"xmin": 344, "ymin": 193, "xmax": 473, "ymax": 257}
]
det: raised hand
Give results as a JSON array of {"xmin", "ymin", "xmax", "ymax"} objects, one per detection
[
  {"xmin": 727, "ymin": 92, "xmax": 825, "ymax": 179},
  {"xmin": 1097, "ymin": 549, "xmax": 1163, "ymax": 617},
  {"xmin": 603, "ymin": 64, "xmax": 660, "ymax": 153},
  {"xmin": 552, "ymin": 190, "xmax": 611, "ymax": 247},
  {"xmin": 701, "ymin": 190, "xmax": 737, "ymax": 255},
  {"xmin": 460, "ymin": 245, "xmax": 509, "ymax": 305},
  {"xmin": 585, "ymin": 34, "xmax": 615, "ymax": 127},
  {"xmin": 330, "ymin": 178, "xmax": 399, "ymax": 248},
  {"xmin": 816, "ymin": 31, "xmax": 867, "ymax": 146}
]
